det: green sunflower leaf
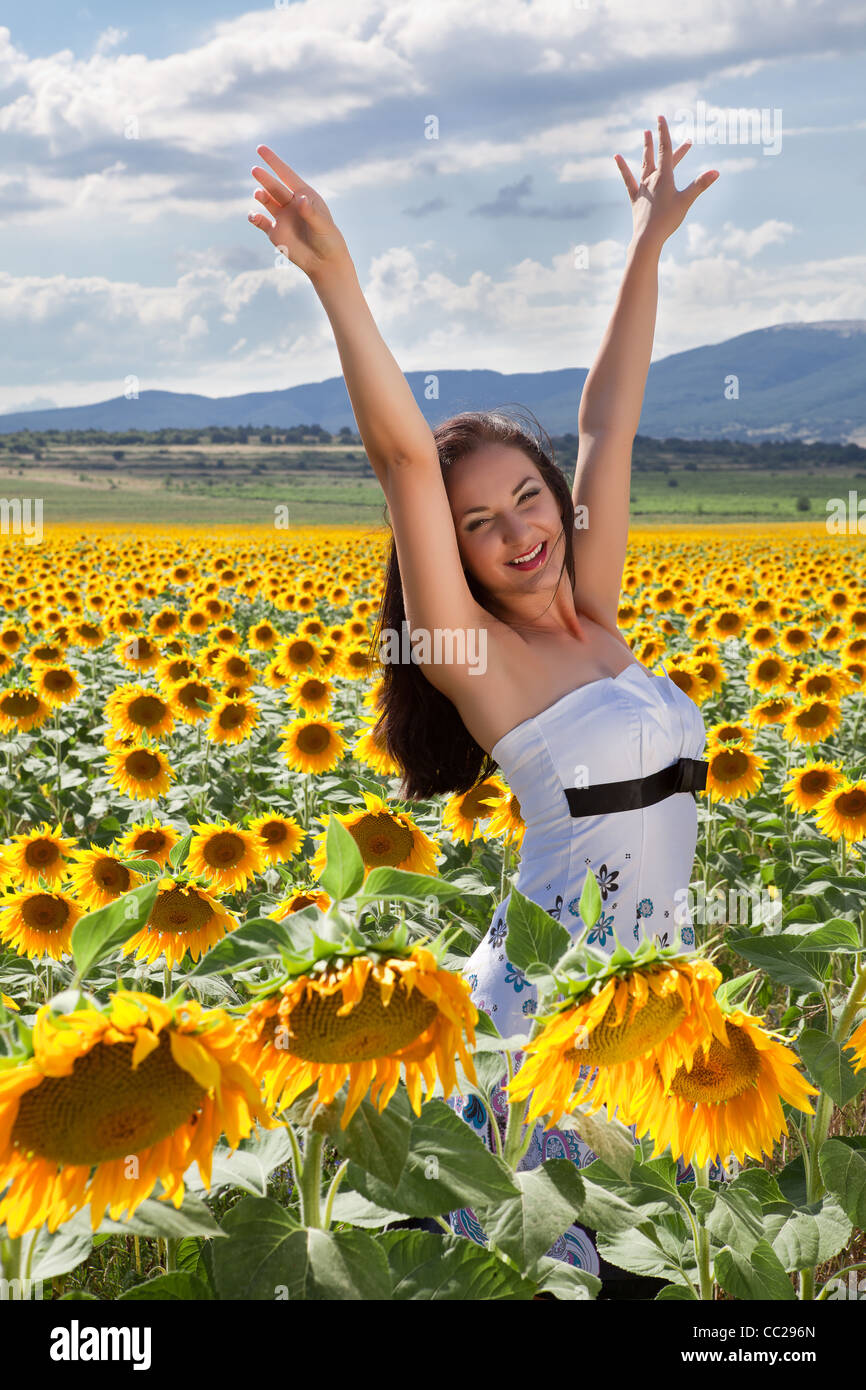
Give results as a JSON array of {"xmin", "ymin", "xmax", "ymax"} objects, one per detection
[
  {"xmin": 318, "ymin": 815, "xmax": 365, "ymax": 902},
  {"xmin": 71, "ymin": 878, "xmax": 161, "ymax": 983},
  {"xmin": 797, "ymin": 1027, "xmax": 866, "ymax": 1106},
  {"xmin": 504, "ymin": 887, "xmax": 570, "ymax": 974}
]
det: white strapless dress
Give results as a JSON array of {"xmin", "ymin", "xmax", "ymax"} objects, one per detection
[{"xmin": 449, "ymin": 660, "xmax": 708, "ymax": 1275}]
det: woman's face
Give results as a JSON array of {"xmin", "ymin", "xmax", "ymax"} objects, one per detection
[{"xmin": 444, "ymin": 444, "xmax": 566, "ymax": 606}]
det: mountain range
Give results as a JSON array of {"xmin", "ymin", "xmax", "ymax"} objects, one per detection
[{"xmin": 2, "ymin": 321, "xmax": 864, "ymax": 444}]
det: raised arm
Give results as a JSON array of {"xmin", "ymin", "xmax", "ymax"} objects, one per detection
[
  {"xmin": 572, "ymin": 115, "xmax": 719, "ymax": 631},
  {"xmin": 247, "ymin": 146, "xmax": 486, "ymax": 659}
]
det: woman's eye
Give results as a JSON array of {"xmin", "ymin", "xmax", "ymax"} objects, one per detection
[{"xmin": 467, "ymin": 490, "xmax": 539, "ymax": 532}]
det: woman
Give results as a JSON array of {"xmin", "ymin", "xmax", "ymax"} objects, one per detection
[{"xmin": 248, "ymin": 117, "xmax": 720, "ymax": 1286}]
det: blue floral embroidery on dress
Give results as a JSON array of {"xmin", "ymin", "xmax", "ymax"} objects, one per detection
[
  {"xmin": 465, "ymin": 973, "xmax": 478, "ymax": 992},
  {"xmin": 488, "ymin": 916, "xmax": 507, "ymax": 949},
  {"xmin": 521, "ymin": 996, "xmax": 537, "ymax": 1016},
  {"xmin": 504, "ymin": 961, "xmax": 529, "ymax": 993},
  {"xmin": 587, "ymin": 911, "xmax": 616, "ymax": 947},
  {"xmin": 680, "ymin": 925, "xmax": 696, "ymax": 947},
  {"xmin": 637, "ymin": 897, "xmax": 654, "ymax": 918},
  {"xmin": 567, "ymin": 895, "xmax": 583, "ymax": 918}
]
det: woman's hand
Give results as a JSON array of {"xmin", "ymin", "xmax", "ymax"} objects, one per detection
[
  {"xmin": 614, "ymin": 114, "xmax": 719, "ymax": 250},
  {"xmin": 248, "ymin": 146, "xmax": 351, "ymax": 280}
]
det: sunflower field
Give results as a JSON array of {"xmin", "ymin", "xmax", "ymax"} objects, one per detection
[{"xmin": 1, "ymin": 520, "xmax": 865, "ymax": 1306}]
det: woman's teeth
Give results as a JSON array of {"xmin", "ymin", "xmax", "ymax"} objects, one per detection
[{"xmin": 508, "ymin": 541, "xmax": 544, "ymax": 566}]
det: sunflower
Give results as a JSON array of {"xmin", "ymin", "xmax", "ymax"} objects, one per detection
[
  {"xmin": 0, "ymin": 888, "xmax": 83, "ymax": 960},
  {"xmin": 442, "ymin": 776, "xmax": 509, "ymax": 846},
  {"xmin": 286, "ymin": 675, "xmax": 334, "ymax": 716},
  {"xmin": 750, "ymin": 695, "xmax": 793, "ymax": 726},
  {"xmin": 33, "ymin": 664, "xmax": 82, "ymax": 707},
  {"xmin": 188, "ymin": 821, "xmax": 266, "ymax": 891},
  {"xmin": 797, "ymin": 664, "xmax": 856, "ymax": 702},
  {"xmin": 779, "ymin": 625, "xmax": 812, "ymax": 656},
  {"xmin": 844, "ymin": 1018, "xmax": 866, "ymax": 1073},
  {"xmin": 271, "ymin": 888, "xmax": 332, "ymax": 919},
  {"xmin": 782, "ymin": 762, "xmax": 844, "ymax": 814},
  {"xmin": 709, "ymin": 609, "xmax": 746, "ymax": 641},
  {"xmin": 279, "ymin": 715, "xmax": 346, "ymax": 774},
  {"xmin": 507, "ymin": 953, "xmax": 727, "ymax": 1127},
  {"xmin": 105, "ymin": 683, "xmax": 175, "ymax": 740},
  {"xmin": 704, "ymin": 742, "xmax": 767, "ymax": 802},
  {"xmin": 812, "ymin": 778, "xmax": 866, "ymax": 842},
  {"xmin": 116, "ymin": 820, "xmax": 180, "ymax": 867},
  {"xmin": 350, "ymin": 717, "xmax": 403, "ymax": 777},
  {"xmin": 0, "ymin": 991, "xmax": 267, "ymax": 1237},
  {"xmin": 688, "ymin": 656, "xmax": 726, "ymax": 696},
  {"xmin": 744, "ymin": 624, "xmax": 777, "ymax": 651},
  {"xmin": 248, "ymin": 621, "xmax": 280, "ymax": 652},
  {"xmin": 487, "ymin": 789, "xmax": 525, "ymax": 848},
  {"xmin": 212, "ymin": 648, "xmax": 256, "ymax": 688},
  {"xmin": 248, "ymin": 812, "xmax": 304, "ymax": 865},
  {"xmin": 206, "ymin": 693, "xmax": 259, "ymax": 745},
  {"xmin": 122, "ymin": 877, "xmax": 240, "ymax": 967},
  {"xmin": 781, "ymin": 699, "xmax": 842, "ymax": 747},
  {"xmin": 623, "ymin": 1009, "xmax": 817, "ymax": 1167},
  {"xmin": 166, "ymin": 677, "xmax": 215, "ymax": 723},
  {"xmin": 4, "ymin": 822, "xmax": 78, "ymax": 886},
  {"xmin": 0, "ymin": 687, "xmax": 51, "ymax": 733},
  {"xmin": 148, "ymin": 606, "xmax": 182, "ymax": 639},
  {"xmin": 114, "ymin": 634, "xmax": 161, "ymax": 673},
  {"xmin": 705, "ymin": 720, "xmax": 753, "ymax": 751},
  {"xmin": 746, "ymin": 652, "xmax": 791, "ymax": 693},
  {"xmin": 276, "ymin": 635, "xmax": 323, "ymax": 675},
  {"xmin": 663, "ymin": 663, "xmax": 712, "ymax": 705},
  {"xmin": 309, "ymin": 790, "xmax": 440, "ymax": 882},
  {"xmin": 238, "ymin": 945, "xmax": 478, "ymax": 1128},
  {"xmin": 67, "ymin": 845, "xmax": 143, "ymax": 911},
  {"xmin": 106, "ymin": 745, "xmax": 175, "ymax": 801}
]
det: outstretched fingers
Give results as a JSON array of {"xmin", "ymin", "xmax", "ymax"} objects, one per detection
[
  {"xmin": 256, "ymin": 144, "xmax": 311, "ymax": 197},
  {"xmin": 680, "ymin": 167, "xmax": 720, "ymax": 209}
]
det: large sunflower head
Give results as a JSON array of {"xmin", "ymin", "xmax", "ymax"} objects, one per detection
[
  {"xmin": 248, "ymin": 812, "xmax": 304, "ymax": 865},
  {"xmin": 704, "ymin": 741, "xmax": 767, "ymax": 802},
  {"xmin": 279, "ymin": 715, "xmax": 346, "ymax": 774},
  {"xmin": 0, "ymin": 990, "xmax": 268, "ymax": 1237},
  {"xmin": 187, "ymin": 821, "xmax": 266, "ymax": 891},
  {"xmin": 105, "ymin": 683, "xmax": 175, "ymax": 740},
  {"xmin": 441, "ymin": 777, "xmax": 508, "ymax": 846},
  {"xmin": 106, "ymin": 744, "xmax": 175, "ymax": 801},
  {"xmin": 622, "ymin": 1007, "xmax": 818, "ymax": 1167},
  {"xmin": 0, "ymin": 687, "xmax": 51, "ymax": 733},
  {"xmin": 4, "ymin": 822, "xmax": 78, "ymax": 887},
  {"xmin": 507, "ymin": 943, "xmax": 728, "ymax": 1128},
  {"xmin": 122, "ymin": 874, "xmax": 239, "ymax": 967},
  {"xmin": 116, "ymin": 819, "xmax": 180, "ymax": 867},
  {"xmin": 238, "ymin": 931, "xmax": 477, "ymax": 1128},
  {"xmin": 0, "ymin": 887, "xmax": 83, "ymax": 960},
  {"xmin": 67, "ymin": 844, "xmax": 144, "ymax": 911},
  {"xmin": 308, "ymin": 791, "xmax": 440, "ymax": 881}
]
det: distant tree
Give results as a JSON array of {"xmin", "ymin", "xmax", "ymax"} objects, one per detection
[
  {"xmin": 112, "ymin": 450, "xmax": 125, "ymax": 460},
  {"xmin": 796, "ymin": 495, "xmax": 811, "ymax": 511}
]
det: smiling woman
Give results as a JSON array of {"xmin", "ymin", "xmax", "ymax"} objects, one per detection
[{"xmin": 245, "ymin": 117, "xmax": 719, "ymax": 1285}]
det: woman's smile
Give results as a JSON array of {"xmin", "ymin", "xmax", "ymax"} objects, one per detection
[{"xmin": 506, "ymin": 539, "xmax": 547, "ymax": 571}]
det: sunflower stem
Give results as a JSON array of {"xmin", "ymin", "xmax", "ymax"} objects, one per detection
[
  {"xmin": 298, "ymin": 1128, "xmax": 325, "ymax": 1228},
  {"xmin": 502, "ymin": 1050, "xmax": 530, "ymax": 1169},
  {"xmin": 0, "ymin": 1235, "xmax": 21, "ymax": 1283},
  {"xmin": 165, "ymin": 1237, "xmax": 178, "ymax": 1273},
  {"xmin": 133, "ymin": 1235, "xmax": 142, "ymax": 1276},
  {"xmin": 693, "ymin": 1160, "xmax": 714, "ymax": 1300},
  {"xmin": 800, "ymin": 960, "xmax": 866, "ymax": 1299},
  {"xmin": 163, "ymin": 962, "xmax": 172, "ymax": 1001}
]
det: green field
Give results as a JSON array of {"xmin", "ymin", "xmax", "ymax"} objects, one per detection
[{"xmin": 1, "ymin": 440, "xmax": 864, "ymax": 527}]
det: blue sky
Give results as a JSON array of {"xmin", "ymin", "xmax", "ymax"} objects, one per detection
[{"xmin": 1, "ymin": 0, "xmax": 864, "ymax": 414}]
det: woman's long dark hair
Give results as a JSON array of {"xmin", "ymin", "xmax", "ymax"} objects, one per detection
[{"xmin": 366, "ymin": 407, "xmax": 577, "ymax": 802}]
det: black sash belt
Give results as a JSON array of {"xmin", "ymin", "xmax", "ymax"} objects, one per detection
[{"xmin": 564, "ymin": 756, "xmax": 708, "ymax": 817}]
